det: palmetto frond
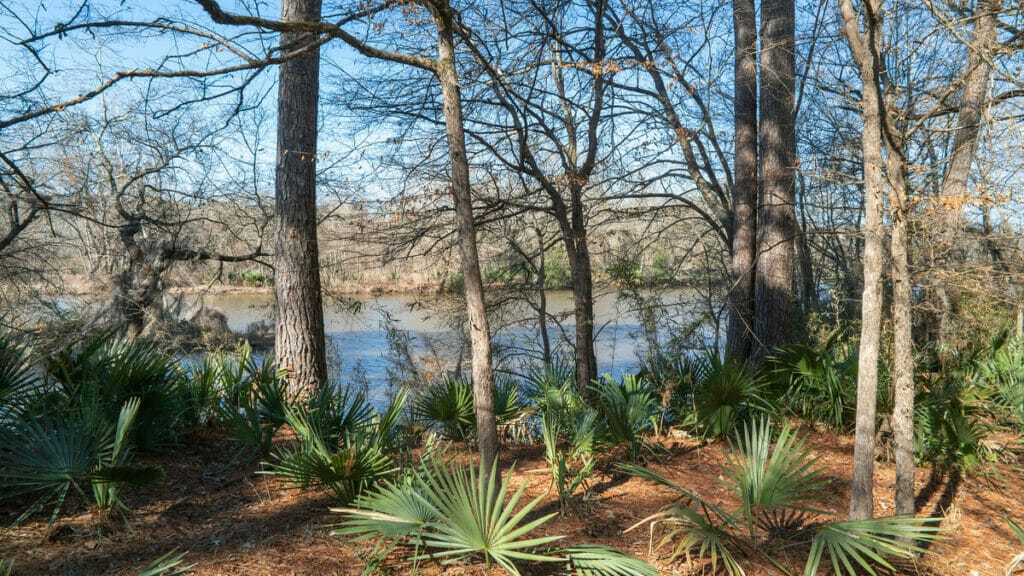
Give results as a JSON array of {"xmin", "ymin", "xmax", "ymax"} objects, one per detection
[
  {"xmin": 562, "ymin": 544, "xmax": 660, "ymax": 576},
  {"xmin": 267, "ymin": 397, "xmax": 398, "ymax": 504},
  {"xmin": 412, "ymin": 376, "xmax": 475, "ymax": 440},
  {"xmin": 624, "ymin": 418, "xmax": 941, "ymax": 575},
  {"xmin": 0, "ymin": 396, "xmax": 163, "ymax": 524},
  {"xmin": 804, "ymin": 517, "xmax": 942, "ymax": 576},
  {"xmin": 411, "ymin": 457, "xmax": 563, "ymax": 573},
  {"xmin": 691, "ymin": 351, "xmax": 770, "ymax": 437},
  {"xmin": 135, "ymin": 549, "xmax": 195, "ymax": 576},
  {"xmin": 722, "ymin": 418, "xmax": 827, "ymax": 536},
  {"xmin": 592, "ymin": 374, "xmax": 658, "ymax": 459},
  {"xmin": 0, "ymin": 329, "xmax": 40, "ymax": 421},
  {"xmin": 335, "ymin": 452, "xmax": 568, "ymax": 575}
]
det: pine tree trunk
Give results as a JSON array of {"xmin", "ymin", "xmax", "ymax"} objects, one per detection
[
  {"xmin": 727, "ymin": 0, "xmax": 758, "ymax": 362},
  {"xmin": 273, "ymin": 0, "xmax": 328, "ymax": 399},
  {"xmin": 434, "ymin": 4, "xmax": 499, "ymax": 474},
  {"xmin": 752, "ymin": 0, "xmax": 796, "ymax": 364}
]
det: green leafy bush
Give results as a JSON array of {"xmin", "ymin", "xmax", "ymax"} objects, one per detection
[
  {"xmin": 915, "ymin": 373, "xmax": 995, "ymax": 474},
  {"xmin": 591, "ymin": 374, "xmax": 659, "ymax": 459},
  {"xmin": 973, "ymin": 335, "xmax": 1024, "ymax": 428},
  {"xmin": 542, "ymin": 404, "xmax": 599, "ymax": 514},
  {"xmin": 413, "ymin": 376, "xmax": 528, "ymax": 441},
  {"xmin": 227, "ymin": 268, "xmax": 273, "ymax": 287},
  {"xmin": 0, "ymin": 329, "xmax": 41, "ymax": 422},
  {"xmin": 210, "ymin": 342, "xmax": 290, "ymax": 454},
  {"xmin": 0, "ymin": 397, "xmax": 163, "ymax": 525},
  {"xmin": 181, "ymin": 356, "xmax": 222, "ymax": 427},
  {"xmin": 523, "ymin": 359, "xmax": 580, "ymax": 416},
  {"xmin": 412, "ymin": 376, "xmax": 475, "ymax": 440}
]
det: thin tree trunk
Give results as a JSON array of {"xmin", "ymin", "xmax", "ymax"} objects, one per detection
[
  {"xmin": 536, "ymin": 227, "xmax": 552, "ymax": 365},
  {"xmin": 727, "ymin": 0, "xmax": 758, "ymax": 362},
  {"xmin": 840, "ymin": 0, "xmax": 886, "ymax": 521},
  {"xmin": 752, "ymin": 0, "xmax": 797, "ymax": 364},
  {"xmin": 888, "ymin": 155, "xmax": 915, "ymax": 517},
  {"xmin": 434, "ymin": 3, "xmax": 499, "ymax": 474},
  {"xmin": 273, "ymin": 0, "xmax": 327, "ymax": 398},
  {"xmin": 568, "ymin": 194, "xmax": 597, "ymax": 395}
]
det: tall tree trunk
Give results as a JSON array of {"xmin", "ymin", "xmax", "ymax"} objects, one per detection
[
  {"xmin": 434, "ymin": 3, "xmax": 499, "ymax": 474},
  {"xmin": 273, "ymin": 0, "xmax": 327, "ymax": 398},
  {"xmin": 888, "ymin": 156, "xmax": 915, "ymax": 517},
  {"xmin": 934, "ymin": 0, "xmax": 999, "ymax": 356},
  {"xmin": 727, "ymin": 0, "xmax": 758, "ymax": 362},
  {"xmin": 840, "ymin": 0, "xmax": 886, "ymax": 521},
  {"xmin": 752, "ymin": 0, "xmax": 797, "ymax": 364}
]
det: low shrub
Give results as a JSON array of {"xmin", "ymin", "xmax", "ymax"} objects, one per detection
[
  {"xmin": 689, "ymin": 351, "xmax": 771, "ymax": 437},
  {"xmin": 0, "ymin": 397, "xmax": 163, "ymax": 525},
  {"xmin": 767, "ymin": 341, "xmax": 857, "ymax": 431},
  {"xmin": 335, "ymin": 447, "xmax": 656, "ymax": 575},
  {"xmin": 623, "ymin": 418, "xmax": 942, "ymax": 576},
  {"xmin": 44, "ymin": 334, "xmax": 190, "ymax": 452},
  {"xmin": 265, "ymin": 388, "xmax": 407, "ymax": 504}
]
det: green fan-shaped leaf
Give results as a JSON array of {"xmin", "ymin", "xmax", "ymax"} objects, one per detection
[{"xmin": 804, "ymin": 516, "xmax": 942, "ymax": 576}]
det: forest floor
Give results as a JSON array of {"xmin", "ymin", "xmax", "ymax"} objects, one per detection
[{"xmin": 2, "ymin": 425, "xmax": 1022, "ymax": 576}]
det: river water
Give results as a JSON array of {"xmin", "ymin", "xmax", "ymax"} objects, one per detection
[{"xmin": 199, "ymin": 290, "xmax": 688, "ymax": 402}]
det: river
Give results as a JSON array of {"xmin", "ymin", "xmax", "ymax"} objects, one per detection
[{"xmin": 198, "ymin": 289, "xmax": 703, "ymax": 402}]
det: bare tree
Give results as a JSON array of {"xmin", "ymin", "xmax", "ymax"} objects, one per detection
[{"xmin": 458, "ymin": 0, "xmax": 613, "ymax": 396}]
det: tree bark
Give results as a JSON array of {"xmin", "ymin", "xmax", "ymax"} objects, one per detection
[
  {"xmin": 433, "ymin": 2, "xmax": 499, "ymax": 474},
  {"xmin": 752, "ymin": 0, "xmax": 797, "ymax": 364},
  {"xmin": 889, "ymin": 156, "xmax": 915, "ymax": 517},
  {"xmin": 536, "ymin": 227, "xmax": 552, "ymax": 365},
  {"xmin": 273, "ymin": 0, "xmax": 327, "ymax": 398},
  {"xmin": 840, "ymin": 0, "xmax": 886, "ymax": 521},
  {"xmin": 727, "ymin": 0, "xmax": 758, "ymax": 362},
  {"xmin": 933, "ymin": 0, "xmax": 1000, "ymax": 356},
  {"xmin": 565, "ymin": 183, "xmax": 598, "ymax": 395}
]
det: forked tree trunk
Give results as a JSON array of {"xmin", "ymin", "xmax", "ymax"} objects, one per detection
[
  {"xmin": 273, "ymin": 0, "xmax": 328, "ymax": 398},
  {"xmin": 840, "ymin": 0, "xmax": 886, "ymax": 521},
  {"xmin": 434, "ymin": 4, "xmax": 499, "ymax": 474},
  {"xmin": 726, "ymin": 0, "xmax": 758, "ymax": 362},
  {"xmin": 752, "ymin": 0, "xmax": 797, "ymax": 364}
]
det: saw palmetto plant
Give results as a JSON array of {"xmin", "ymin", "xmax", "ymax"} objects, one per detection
[
  {"xmin": 334, "ymin": 447, "xmax": 658, "ymax": 576},
  {"xmin": 623, "ymin": 418, "xmax": 941, "ymax": 576}
]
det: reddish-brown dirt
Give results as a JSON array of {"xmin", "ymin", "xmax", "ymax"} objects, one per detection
[{"xmin": 1, "ymin": 425, "xmax": 1021, "ymax": 575}]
